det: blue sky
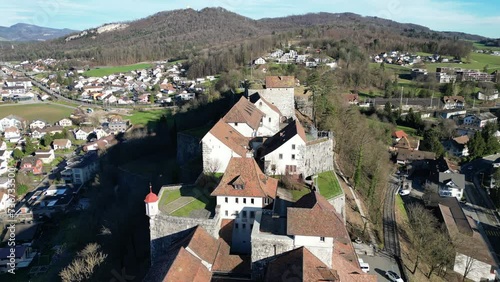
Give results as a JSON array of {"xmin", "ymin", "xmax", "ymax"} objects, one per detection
[{"xmin": 1, "ymin": 0, "xmax": 499, "ymax": 38}]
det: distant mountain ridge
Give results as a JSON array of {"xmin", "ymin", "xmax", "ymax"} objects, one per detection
[
  {"xmin": 0, "ymin": 8, "xmax": 488, "ymax": 64},
  {"xmin": 0, "ymin": 23, "xmax": 78, "ymax": 41}
]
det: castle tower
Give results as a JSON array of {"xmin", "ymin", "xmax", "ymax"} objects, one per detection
[{"xmin": 144, "ymin": 184, "xmax": 159, "ymax": 217}]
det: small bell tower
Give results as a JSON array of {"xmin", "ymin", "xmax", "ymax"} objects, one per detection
[{"xmin": 144, "ymin": 183, "xmax": 159, "ymax": 217}]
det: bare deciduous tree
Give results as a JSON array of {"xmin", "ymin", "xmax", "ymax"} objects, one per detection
[{"xmin": 59, "ymin": 243, "xmax": 107, "ymax": 282}]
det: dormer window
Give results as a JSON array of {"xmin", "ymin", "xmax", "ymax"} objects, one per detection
[{"xmin": 232, "ymin": 176, "xmax": 245, "ymax": 190}]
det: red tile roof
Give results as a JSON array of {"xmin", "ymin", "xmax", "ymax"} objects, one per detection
[
  {"xmin": 287, "ymin": 192, "xmax": 347, "ymax": 238},
  {"xmin": 212, "ymin": 238, "xmax": 251, "ymax": 274},
  {"xmin": 184, "ymin": 226, "xmax": 219, "ymax": 265},
  {"xmin": 265, "ymin": 247, "xmax": 340, "ymax": 282},
  {"xmin": 164, "ymin": 247, "xmax": 212, "ymax": 282},
  {"xmin": 223, "ymin": 97, "xmax": 265, "ymax": 130},
  {"xmin": 211, "ymin": 157, "xmax": 278, "ymax": 198},
  {"xmin": 265, "ymin": 76, "xmax": 296, "ymax": 88},
  {"xmin": 205, "ymin": 119, "xmax": 249, "ymax": 157},
  {"xmin": 392, "ymin": 130, "xmax": 408, "ymax": 139},
  {"xmin": 344, "ymin": 93, "xmax": 359, "ymax": 103},
  {"xmin": 453, "ymin": 135, "xmax": 469, "ymax": 145}
]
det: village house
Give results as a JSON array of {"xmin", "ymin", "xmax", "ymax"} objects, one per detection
[
  {"xmin": 477, "ymin": 90, "xmax": 499, "ymax": 101},
  {"xmin": 0, "ymin": 114, "xmax": 25, "ymax": 132},
  {"xmin": 60, "ymin": 151, "xmax": 100, "ymax": 185},
  {"xmin": 438, "ymin": 172, "xmax": 465, "ymax": 200},
  {"xmin": 343, "ymin": 93, "xmax": 359, "ymax": 105},
  {"xmin": 445, "ymin": 135, "xmax": 469, "ymax": 157},
  {"xmin": 29, "ymin": 120, "xmax": 47, "ymax": 129},
  {"xmin": 93, "ymin": 128, "xmax": 109, "ymax": 140},
  {"xmin": 52, "ymin": 139, "xmax": 72, "ymax": 150},
  {"xmin": 463, "ymin": 112, "xmax": 498, "ymax": 128},
  {"xmin": 107, "ymin": 121, "xmax": 129, "ymax": 134},
  {"xmin": 442, "ymin": 96, "xmax": 465, "ymax": 110},
  {"xmin": 439, "ymin": 198, "xmax": 498, "ymax": 281},
  {"xmin": 396, "ymin": 149, "xmax": 436, "ymax": 165},
  {"xmin": 259, "ymin": 120, "xmax": 306, "ymax": 176},
  {"xmin": 19, "ymin": 156, "xmax": 43, "ymax": 175},
  {"xmin": 0, "ymin": 141, "xmax": 6, "ymax": 151},
  {"xmin": 35, "ymin": 149, "xmax": 55, "ymax": 164},
  {"xmin": 211, "ymin": 156, "xmax": 278, "ymax": 253},
  {"xmin": 4, "ymin": 126, "xmax": 21, "ymax": 141},
  {"xmin": 57, "ymin": 118, "xmax": 73, "ymax": 127},
  {"xmin": 393, "ymin": 135, "xmax": 420, "ymax": 151},
  {"xmin": 253, "ymin": 57, "xmax": 266, "ymax": 65},
  {"xmin": 201, "ymin": 119, "xmax": 250, "ymax": 173},
  {"xmin": 73, "ymin": 127, "xmax": 94, "ymax": 140},
  {"xmin": 439, "ymin": 109, "xmax": 467, "ymax": 119},
  {"xmin": 83, "ymin": 135, "xmax": 117, "ymax": 152}
]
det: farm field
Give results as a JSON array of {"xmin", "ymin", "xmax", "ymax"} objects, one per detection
[
  {"xmin": 0, "ymin": 103, "xmax": 74, "ymax": 123},
  {"xmin": 83, "ymin": 63, "xmax": 152, "ymax": 77},
  {"xmin": 473, "ymin": 42, "xmax": 500, "ymax": 52},
  {"xmin": 423, "ymin": 52, "xmax": 500, "ymax": 72},
  {"xmin": 128, "ymin": 109, "xmax": 170, "ymax": 126}
]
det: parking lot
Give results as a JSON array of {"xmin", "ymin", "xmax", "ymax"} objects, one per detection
[{"xmin": 359, "ymin": 253, "xmax": 402, "ymax": 281}]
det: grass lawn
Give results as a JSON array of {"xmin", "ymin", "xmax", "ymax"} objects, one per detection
[
  {"xmin": 0, "ymin": 103, "xmax": 73, "ymax": 123},
  {"xmin": 396, "ymin": 125, "xmax": 420, "ymax": 137},
  {"xmin": 160, "ymin": 189, "xmax": 181, "ymax": 206},
  {"xmin": 395, "ymin": 195, "xmax": 408, "ymax": 222},
  {"xmin": 317, "ymin": 171, "xmax": 343, "ymax": 199},
  {"xmin": 83, "ymin": 63, "xmax": 152, "ymax": 77},
  {"xmin": 129, "ymin": 109, "xmax": 170, "ymax": 126},
  {"xmin": 171, "ymin": 194, "xmax": 216, "ymax": 217},
  {"xmin": 291, "ymin": 188, "xmax": 311, "ymax": 201}
]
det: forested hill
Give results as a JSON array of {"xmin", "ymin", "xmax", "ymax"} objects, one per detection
[{"xmin": 0, "ymin": 7, "xmax": 486, "ymax": 64}]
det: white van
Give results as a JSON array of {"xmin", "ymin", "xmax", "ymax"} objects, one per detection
[{"xmin": 358, "ymin": 258, "xmax": 370, "ymax": 273}]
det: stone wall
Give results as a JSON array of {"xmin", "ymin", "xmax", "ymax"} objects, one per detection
[
  {"xmin": 176, "ymin": 132, "xmax": 202, "ymax": 165},
  {"xmin": 149, "ymin": 213, "xmax": 219, "ymax": 263},
  {"xmin": 328, "ymin": 193, "xmax": 346, "ymax": 224},
  {"xmin": 304, "ymin": 138, "xmax": 334, "ymax": 177},
  {"xmin": 295, "ymin": 96, "xmax": 313, "ymax": 120},
  {"xmin": 250, "ymin": 88, "xmax": 295, "ymax": 118}
]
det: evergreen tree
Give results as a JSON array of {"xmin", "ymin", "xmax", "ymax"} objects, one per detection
[{"xmin": 24, "ymin": 137, "xmax": 36, "ymax": 155}]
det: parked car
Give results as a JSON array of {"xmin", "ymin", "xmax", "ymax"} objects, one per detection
[
  {"xmin": 399, "ymin": 189, "xmax": 410, "ymax": 196},
  {"xmin": 385, "ymin": 270, "xmax": 404, "ymax": 282},
  {"xmin": 358, "ymin": 259, "xmax": 370, "ymax": 273}
]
